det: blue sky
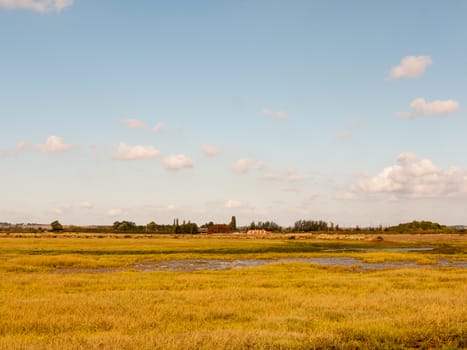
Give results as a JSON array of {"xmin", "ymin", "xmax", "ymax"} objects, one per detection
[{"xmin": 1, "ymin": 0, "xmax": 466, "ymax": 227}]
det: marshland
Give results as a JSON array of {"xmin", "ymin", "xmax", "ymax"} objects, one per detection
[{"xmin": 0, "ymin": 234, "xmax": 465, "ymax": 349}]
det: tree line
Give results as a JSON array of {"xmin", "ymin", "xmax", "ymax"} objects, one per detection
[{"xmin": 0, "ymin": 218, "xmax": 462, "ymax": 234}]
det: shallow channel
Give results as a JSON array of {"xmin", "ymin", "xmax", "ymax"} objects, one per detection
[
  {"xmin": 53, "ymin": 246, "xmax": 466, "ymax": 273},
  {"xmin": 130, "ymin": 257, "xmax": 467, "ymax": 272}
]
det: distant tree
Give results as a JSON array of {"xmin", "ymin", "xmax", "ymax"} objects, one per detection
[
  {"xmin": 112, "ymin": 220, "xmax": 137, "ymax": 232},
  {"xmin": 180, "ymin": 221, "xmax": 199, "ymax": 234},
  {"xmin": 387, "ymin": 220, "xmax": 452, "ymax": 234},
  {"xmin": 50, "ymin": 220, "xmax": 63, "ymax": 232},
  {"xmin": 200, "ymin": 221, "xmax": 214, "ymax": 228},
  {"xmin": 293, "ymin": 220, "xmax": 328, "ymax": 232},
  {"xmin": 119, "ymin": 222, "xmax": 130, "ymax": 231},
  {"xmin": 249, "ymin": 221, "xmax": 282, "ymax": 232},
  {"xmin": 146, "ymin": 221, "xmax": 158, "ymax": 232},
  {"xmin": 229, "ymin": 216, "xmax": 237, "ymax": 231}
]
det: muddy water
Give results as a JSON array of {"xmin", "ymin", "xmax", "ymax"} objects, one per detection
[
  {"xmin": 129, "ymin": 257, "xmax": 467, "ymax": 272},
  {"xmin": 53, "ymin": 246, "xmax": 467, "ymax": 273},
  {"xmin": 323, "ymin": 247, "xmax": 435, "ymax": 252},
  {"xmin": 54, "ymin": 257, "xmax": 467, "ymax": 274}
]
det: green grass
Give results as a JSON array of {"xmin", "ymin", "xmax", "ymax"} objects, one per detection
[{"xmin": 0, "ymin": 235, "xmax": 465, "ymax": 349}]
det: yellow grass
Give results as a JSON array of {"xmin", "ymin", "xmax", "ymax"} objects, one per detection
[{"xmin": 0, "ymin": 235, "xmax": 465, "ymax": 349}]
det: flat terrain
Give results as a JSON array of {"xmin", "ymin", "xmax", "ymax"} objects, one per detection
[{"xmin": 0, "ymin": 234, "xmax": 465, "ymax": 349}]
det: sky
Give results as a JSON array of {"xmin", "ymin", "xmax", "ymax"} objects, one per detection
[{"xmin": 1, "ymin": 0, "xmax": 466, "ymax": 227}]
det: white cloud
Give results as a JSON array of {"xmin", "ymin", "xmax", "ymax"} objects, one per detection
[
  {"xmin": 224, "ymin": 200, "xmax": 242, "ymax": 209},
  {"xmin": 261, "ymin": 167, "xmax": 304, "ymax": 183},
  {"xmin": 398, "ymin": 98, "xmax": 460, "ymax": 119},
  {"xmin": 262, "ymin": 173, "xmax": 283, "ymax": 181},
  {"xmin": 388, "ymin": 56, "xmax": 432, "ymax": 80},
  {"xmin": 287, "ymin": 175, "xmax": 304, "ymax": 183},
  {"xmin": 350, "ymin": 119, "xmax": 364, "ymax": 128},
  {"xmin": 0, "ymin": 149, "xmax": 8, "ymax": 158},
  {"xmin": 0, "ymin": 0, "xmax": 73, "ymax": 13},
  {"xmin": 16, "ymin": 140, "xmax": 31, "ymax": 151},
  {"xmin": 107, "ymin": 208, "xmax": 123, "ymax": 217},
  {"xmin": 113, "ymin": 143, "xmax": 160, "ymax": 160},
  {"xmin": 223, "ymin": 200, "xmax": 257, "ymax": 212},
  {"xmin": 163, "ymin": 154, "xmax": 193, "ymax": 170},
  {"xmin": 396, "ymin": 152, "xmax": 417, "ymax": 165},
  {"xmin": 263, "ymin": 173, "xmax": 304, "ymax": 182},
  {"xmin": 336, "ymin": 119, "xmax": 365, "ymax": 140},
  {"xmin": 50, "ymin": 204, "xmax": 72, "ymax": 216},
  {"xmin": 336, "ymin": 130, "xmax": 350, "ymax": 139},
  {"xmin": 157, "ymin": 204, "xmax": 178, "ymax": 212},
  {"xmin": 36, "ymin": 136, "xmax": 73, "ymax": 153},
  {"xmin": 231, "ymin": 158, "xmax": 267, "ymax": 174},
  {"xmin": 335, "ymin": 192, "xmax": 357, "ymax": 200},
  {"xmin": 281, "ymin": 187, "xmax": 299, "ymax": 192},
  {"xmin": 121, "ymin": 118, "xmax": 145, "ymax": 129},
  {"xmin": 343, "ymin": 153, "xmax": 467, "ymax": 199},
  {"xmin": 202, "ymin": 144, "xmax": 220, "ymax": 156},
  {"xmin": 255, "ymin": 161, "xmax": 267, "ymax": 170},
  {"xmin": 153, "ymin": 122, "xmax": 166, "ymax": 133},
  {"xmin": 262, "ymin": 108, "xmax": 288, "ymax": 119},
  {"xmin": 79, "ymin": 201, "xmax": 93, "ymax": 209},
  {"xmin": 303, "ymin": 193, "xmax": 320, "ymax": 203},
  {"xmin": 232, "ymin": 158, "xmax": 252, "ymax": 173},
  {"xmin": 165, "ymin": 204, "xmax": 176, "ymax": 211}
]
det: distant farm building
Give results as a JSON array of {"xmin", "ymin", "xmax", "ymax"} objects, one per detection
[
  {"xmin": 246, "ymin": 229, "xmax": 271, "ymax": 235},
  {"xmin": 198, "ymin": 227, "xmax": 209, "ymax": 234}
]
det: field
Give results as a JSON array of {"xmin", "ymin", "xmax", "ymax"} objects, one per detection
[{"xmin": 0, "ymin": 234, "xmax": 465, "ymax": 349}]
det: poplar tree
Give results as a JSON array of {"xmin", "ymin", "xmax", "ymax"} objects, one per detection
[{"xmin": 229, "ymin": 216, "xmax": 237, "ymax": 231}]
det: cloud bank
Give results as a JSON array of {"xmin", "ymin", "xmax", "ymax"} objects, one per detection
[{"xmin": 344, "ymin": 153, "xmax": 467, "ymax": 199}]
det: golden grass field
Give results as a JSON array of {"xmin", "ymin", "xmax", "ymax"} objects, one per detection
[{"xmin": 0, "ymin": 234, "xmax": 465, "ymax": 349}]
